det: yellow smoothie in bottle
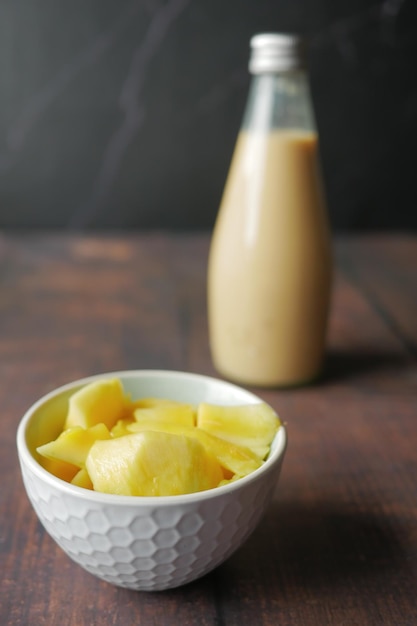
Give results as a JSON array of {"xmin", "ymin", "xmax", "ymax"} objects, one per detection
[{"xmin": 208, "ymin": 128, "xmax": 332, "ymax": 387}]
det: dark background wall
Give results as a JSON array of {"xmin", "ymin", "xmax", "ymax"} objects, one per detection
[{"xmin": 0, "ymin": 0, "xmax": 416, "ymax": 232}]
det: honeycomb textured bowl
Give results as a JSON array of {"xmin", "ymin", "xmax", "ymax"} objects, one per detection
[{"xmin": 17, "ymin": 370, "xmax": 287, "ymax": 591}]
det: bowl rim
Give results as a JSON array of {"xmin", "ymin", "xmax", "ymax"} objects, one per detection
[{"xmin": 17, "ymin": 369, "xmax": 287, "ymax": 506}]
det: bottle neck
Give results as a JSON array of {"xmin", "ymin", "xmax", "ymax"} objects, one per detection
[{"xmin": 242, "ymin": 71, "xmax": 317, "ymax": 134}]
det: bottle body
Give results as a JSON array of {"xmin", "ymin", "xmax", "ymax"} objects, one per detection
[{"xmin": 208, "ymin": 45, "xmax": 332, "ymax": 387}]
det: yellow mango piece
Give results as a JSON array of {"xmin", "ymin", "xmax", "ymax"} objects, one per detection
[
  {"xmin": 133, "ymin": 403, "xmax": 196, "ymax": 427},
  {"xmin": 111, "ymin": 418, "xmax": 135, "ymax": 438},
  {"xmin": 71, "ymin": 468, "xmax": 94, "ymax": 490},
  {"xmin": 37, "ymin": 423, "xmax": 110, "ymax": 468},
  {"xmin": 86, "ymin": 431, "xmax": 223, "ymax": 496},
  {"xmin": 130, "ymin": 397, "xmax": 182, "ymax": 409},
  {"xmin": 40, "ymin": 457, "xmax": 79, "ymax": 483},
  {"xmin": 64, "ymin": 378, "xmax": 127, "ymax": 430},
  {"xmin": 218, "ymin": 474, "xmax": 242, "ymax": 487},
  {"xmin": 127, "ymin": 421, "xmax": 262, "ymax": 477},
  {"xmin": 197, "ymin": 402, "xmax": 280, "ymax": 460}
]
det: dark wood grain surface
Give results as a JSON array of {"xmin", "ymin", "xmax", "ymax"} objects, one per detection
[{"xmin": 1, "ymin": 232, "xmax": 416, "ymax": 626}]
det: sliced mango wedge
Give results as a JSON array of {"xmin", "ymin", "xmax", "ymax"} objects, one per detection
[
  {"xmin": 40, "ymin": 457, "xmax": 79, "ymax": 483},
  {"xmin": 111, "ymin": 418, "xmax": 135, "ymax": 438},
  {"xmin": 71, "ymin": 467, "xmax": 94, "ymax": 490},
  {"xmin": 197, "ymin": 402, "xmax": 279, "ymax": 460},
  {"xmin": 65, "ymin": 378, "xmax": 126, "ymax": 430},
  {"xmin": 86, "ymin": 431, "xmax": 223, "ymax": 496},
  {"xmin": 133, "ymin": 403, "xmax": 196, "ymax": 427},
  {"xmin": 127, "ymin": 420, "xmax": 262, "ymax": 477},
  {"xmin": 37, "ymin": 422, "xmax": 110, "ymax": 468}
]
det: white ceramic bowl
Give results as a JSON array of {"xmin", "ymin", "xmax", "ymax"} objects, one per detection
[{"xmin": 17, "ymin": 370, "xmax": 287, "ymax": 591}]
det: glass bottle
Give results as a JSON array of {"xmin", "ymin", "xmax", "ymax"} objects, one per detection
[{"xmin": 207, "ymin": 33, "xmax": 332, "ymax": 387}]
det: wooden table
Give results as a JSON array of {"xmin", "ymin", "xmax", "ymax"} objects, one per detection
[{"xmin": 1, "ymin": 232, "xmax": 416, "ymax": 625}]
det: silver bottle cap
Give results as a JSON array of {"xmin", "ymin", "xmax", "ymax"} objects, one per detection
[{"xmin": 249, "ymin": 33, "xmax": 305, "ymax": 73}]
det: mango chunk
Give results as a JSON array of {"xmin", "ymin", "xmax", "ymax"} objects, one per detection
[
  {"xmin": 127, "ymin": 421, "xmax": 262, "ymax": 477},
  {"xmin": 37, "ymin": 423, "xmax": 110, "ymax": 468},
  {"xmin": 86, "ymin": 431, "xmax": 223, "ymax": 496},
  {"xmin": 111, "ymin": 418, "xmax": 135, "ymax": 438},
  {"xmin": 40, "ymin": 457, "xmax": 79, "ymax": 483},
  {"xmin": 133, "ymin": 403, "xmax": 196, "ymax": 427},
  {"xmin": 131, "ymin": 397, "xmax": 188, "ymax": 410},
  {"xmin": 71, "ymin": 468, "xmax": 94, "ymax": 490},
  {"xmin": 197, "ymin": 402, "xmax": 280, "ymax": 459},
  {"xmin": 65, "ymin": 378, "xmax": 126, "ymax": 430}
]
